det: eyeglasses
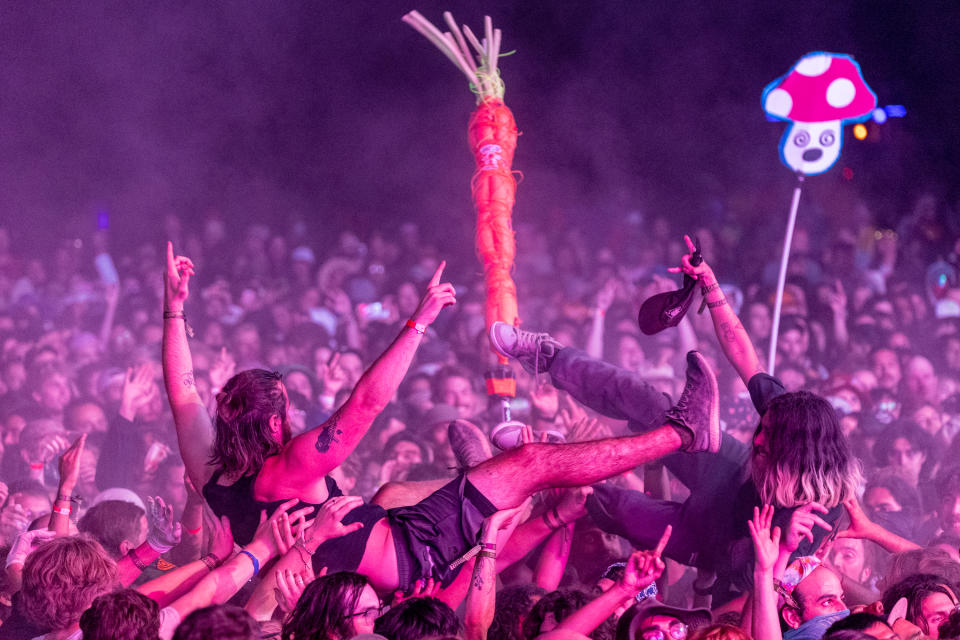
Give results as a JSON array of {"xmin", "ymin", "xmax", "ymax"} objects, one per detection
[
  {"xmin": 347, "ymin": 605, "xmax": 383, "ymax": 623},
  {"xmin": 641, "ymin": 622, "xmax": 688, "ymax": 640}
]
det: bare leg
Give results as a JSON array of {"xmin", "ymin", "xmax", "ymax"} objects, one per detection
[
  {"xmin": 467, "ymin": 424, "xmax": 683, "ymax": 509},
  {"xmin": 370, "ymin": 478, "xmax": 448, "ymax": 508}
]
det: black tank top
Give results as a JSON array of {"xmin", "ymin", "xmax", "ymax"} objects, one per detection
[{"xmin": 202, "ymin": 467, "xmax": 387, "ymax": 573}]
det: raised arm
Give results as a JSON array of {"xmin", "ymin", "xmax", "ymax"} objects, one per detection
[
  {"xmin": 747, "ymin": 505, "xmax": 783, "ymax": 640},
  {"xmin": 263, "ymin": 262, "xmax": 455, "ymax": 493},
  {"xmin": 557, "ymin": 527, "xmax": 670, "ymax": 637},
  {"xmin": 835, "ymin": 498, "xmax": 919, "ymax": 554},
  {"xmin": 669, "ymin": 235, "xmax": 762, "ymax": 385},
  {"xmin": 162, "ymin": 242, "xmax": 216, "ymax": 489},
  {"xmin": 464, "ymin": 505, "xmax": 528, "ymax": 640}
]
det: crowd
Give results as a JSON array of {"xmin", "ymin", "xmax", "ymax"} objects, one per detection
[{"xmin": 0, "ymin": 184, "xmax": 958, "ymax": 640}]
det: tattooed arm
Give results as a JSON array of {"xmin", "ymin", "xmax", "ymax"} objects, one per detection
[
  {"xmin": 162, "ymin": 243, "xmax": 216, "ymax": 489},
  {"xmin": 260, "ymin": 261, "xmax": 456, "ymax": 498},
  {"xmin": 670, "ymin": 235, "xmax": 763, "ymax": 384},
  {"xmin": 464, "ymin": 505, "xmax": 527, "ymax": 640}
]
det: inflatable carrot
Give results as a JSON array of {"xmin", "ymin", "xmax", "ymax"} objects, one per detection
[{"xmin": 403, "ymin": 11, "xmax": 519, "ymax": 369}]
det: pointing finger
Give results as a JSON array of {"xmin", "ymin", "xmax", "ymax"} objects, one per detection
[
  {"xmin": 683, "ymin": 235, "xmax": 697, "ymax": 253},
  {"xmin": 429, "ymin": 260, "xmax": 446, "ymax": 287},
  {"xmin": 654, "ymin": 524, "xmax": 672, "ymax": 556}
]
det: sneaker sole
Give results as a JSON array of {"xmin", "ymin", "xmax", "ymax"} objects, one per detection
[
  {"xmin": 488, "ymin": 321, "xmax": 513, "ymax": 360},
  {"xmin": 490, "ymin": 420, "xmax": 526, "ymax": 450},
  {"xmin": 693, "ymin": 351, "xmax": 721, "ymax": 453}
]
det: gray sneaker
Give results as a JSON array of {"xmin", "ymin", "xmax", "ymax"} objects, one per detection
[
  {"xmin": 663, "ymin": 351, "xmax": 720, "ymax": 453},
  {"xmin": 489, "ymin": 322, "xmax": 562, "ymax": 375}
]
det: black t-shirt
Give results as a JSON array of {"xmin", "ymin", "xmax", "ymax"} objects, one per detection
[{"xmin": 203, "ymin": 469, "xmax": 387, "ymax": 573}]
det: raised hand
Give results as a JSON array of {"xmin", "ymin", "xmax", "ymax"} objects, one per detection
[
  {"xmin": 567, "ymin": 416, "xmax": 611, "ymax": 443},
  {"xmin": 748, "ymin": 505, "xmax": 782, "ymax": 573},
  {"xmin": 558, "ymin": 395, "xmax": 589, "ymax": 434},
  {"xmin": 146, "ymin": 496, "xmax": 182, "ymax": 552},
  {"xmin": 31, "ymin": 433, "xmax": 72, "ymax": 466},
  {"xmin": 203, "ymin": 507, "xmax": 235, "ymax": 563},
  {"xmin": 303, "ymin": 496, "xmax": 365, "ymax": 550},
  {"xmin": 392, "ymin": 577, "xmax": 441, "ymax": 605},
  {"xmin": 485, "ymin": 498, "xmax": 532, "ymax": 533},
  {"xmin": 555, "ymin": 486, "xmax": 593, "ymax": 525},
  {"xmin": 667, "ymin": 235, "xmax": 715, "ymax": 283},
  {"xmin": 530, "ymin": 383, "xmax": 560, "ymax": 420},
  {"xmin": 6, "ymin": 529, "xmax": 57, "ymax": 567},
  {"xmin": 120, "ymin": 364, "xmax": 156, "ymax": 421},
  {"xmin": 596, "ymin": 279, "xmax": 618, "ymax": 312},
  {"xmin": 274, "ymin": 564, "xmax": 315, "ymax": 614},
  {"xmin": 208, "ymin": 347, "xmax": 236, "ymax": 392},
  {"xmin": 836, "ymin": 499, "xmax": 875, "ymax": 541},
  {"xmin": 271, "ymin": 503, "xmax": 312, "ymax": 556},
  {"xmin": 57, "ymin": 433, "xmax": 87, "ymax": 494},
  {"xmin": 824, "ymin": 280, "xmax": 848, "ymax": 315},
  {"xmin": 621, "ymin": 525, "xmax": 670, "ymax": 593},
  {"xmin": 319, "ymin": 352, "xmax": 348, "ymax": 398},
  {"xmin": 251, "ymin": 499, "xmax": 315, "ymax": 559},
  {"xmin": 410, "ymin": 261, "xmax": 456, "ymax": 326},
  {"xmin": 781, "ymin": 502, "xmax": 831, "ymax": 553},
  {"xmin": 164, "ymin": 241, "xmax": 195, "ymax": 311}
]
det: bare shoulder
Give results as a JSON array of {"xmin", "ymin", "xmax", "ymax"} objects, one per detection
[{"xmin": 254, "ymin": 455, "xmax": 331, "ymax": 504}]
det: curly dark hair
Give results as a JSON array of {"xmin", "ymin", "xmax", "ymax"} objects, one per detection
[
  {"xmin": 173, "ymin": 604, "xmax": 259, "ymax": 640},
  {"xmin": 211, "ymin": 369, "xmax": 288, "ymax": 475},
  {"xmin": 282, "ymin": 572, "xmax": 371, "ymax": 640},
  {"xmin": 881, "ymin": 573, "xmax": 959, "ymax": 635},
  {"xmin": 19, "ymin": 535, "xmax": 118, "ymax": 633},
  {"xmin": 374, "ymin": 597, "xmax": 463, "ymax": 640},
  {"xmin": 523, "ymin": 590, "xmax": 591, "ymax": 640},
  {"xmin": 79, "ymin": 589, "xmax": 160, "ymax": 640},
  {"xmin": 489, "ymin": 584, "xmax": 548, "ymax": 640}
]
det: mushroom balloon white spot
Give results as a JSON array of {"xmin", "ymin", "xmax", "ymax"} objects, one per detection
[
  {"xmin": 764, "ymin": 89, "xmax": 793, "ymax": 118},
  {"xmin": 826, "ymin": 78, "xmax": 856, "ymax": 108},
  {"xmin": 793, "ymin": 55, "xmax": 832, "ymax": 77}
]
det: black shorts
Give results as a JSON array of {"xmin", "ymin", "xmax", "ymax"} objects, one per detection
[{"xmin": 387, "ymin": 474, "xmax": 498, "ymax": 590}]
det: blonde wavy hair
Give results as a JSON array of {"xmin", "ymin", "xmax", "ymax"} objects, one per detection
[
  {"xmin": 20, "ymin": 535, "xmax": 118, "ymax": 632},
  {"xmin": 752, "ymin": 391, "xmax": 862, "ymax": 509}
]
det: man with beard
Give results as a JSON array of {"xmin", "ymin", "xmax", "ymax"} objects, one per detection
[{"xmin": 489, "ymin": 236, "xmax": 862, "ymax": 605}]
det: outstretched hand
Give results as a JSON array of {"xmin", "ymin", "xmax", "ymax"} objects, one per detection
[
  {"xmin": 748, "ymin": 505, "xmax": 782, "ymax": 573},
  {"xmin": 57, "ymin": 433, "xmax": 86, "ymax": 493},
  {"xmin": 304, "ymin": 496, "xmax": 365, "ymax": 550},
  {"xmin": 164, "ymin": 242, "xmax": 195, "ymax": 311},
  {"xmin": 146, "ymin": 496, "xmax": 182, "ymax": 552},
  {"xmin": 781, "ymin": 502, "xmax": 832, "ymax": 553},
  {"xmin": 620, "ymin": 525, "xmax": 670, "ymax": 594},
  {"xmin": 410, "ymin": 261, "xmax": 456, "ymax": 326},
  {"xmin": 393, "ymin": 577, "xmax": 442, "ymax": 605},
  {"xmin": 667, "ymin": 235, "xmax": 715, "ymax": 283},
  {"xmin": 835, "ymin": 499, "xmax": 875, "ymax": 541}
]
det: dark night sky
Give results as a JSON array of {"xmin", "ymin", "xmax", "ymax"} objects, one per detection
[{"xmin": 1, "ymin": 1, "xmax": 958, "ymax": 248}]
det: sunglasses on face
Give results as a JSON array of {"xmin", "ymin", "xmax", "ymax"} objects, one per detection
[{"xmin": 641, "ymin": 622, "xmax": 688, "ymax": 640}]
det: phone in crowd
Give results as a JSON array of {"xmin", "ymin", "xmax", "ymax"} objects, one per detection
[
  {"xmin": 94, "ymin": 253, "xmax": 119, "ymax": 285},
  {"xmin": 357, "ymin": 301, "xmax": 390, "ymax": 321}
]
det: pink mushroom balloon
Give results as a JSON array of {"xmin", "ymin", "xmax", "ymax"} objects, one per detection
[{"xmin": 763, "ymin": 52, "xmax": 877, "ymax": 175}]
